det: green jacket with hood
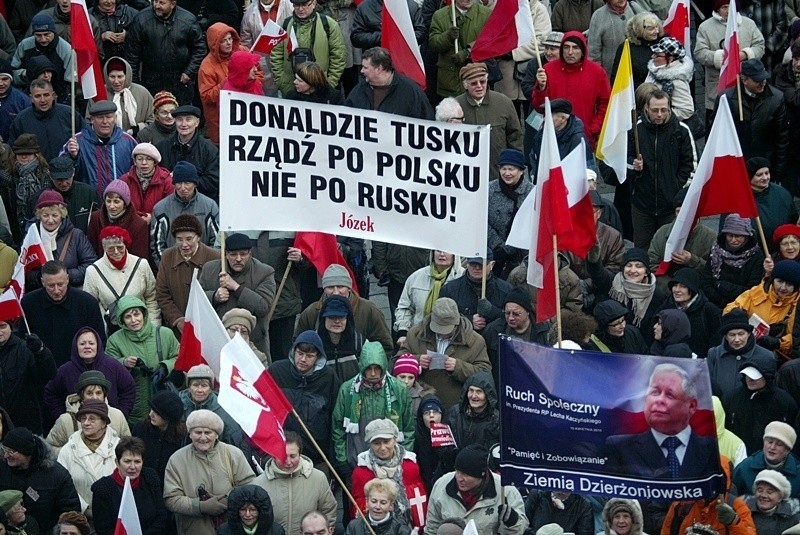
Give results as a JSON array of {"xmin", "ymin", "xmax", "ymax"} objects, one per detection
[
  {"xmin": 332, "ymin": 341, "xmax": 414, "ymax": 465},
  {"xmin": 106, "ymin": 295, "xmax": 179, "ymax": 424}
]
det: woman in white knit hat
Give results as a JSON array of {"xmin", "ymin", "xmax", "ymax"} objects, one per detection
[{"xmin": 745, "ymin": 469, "xmax": 800, "ymax": 534}]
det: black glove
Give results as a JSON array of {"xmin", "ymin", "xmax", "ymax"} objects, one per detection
[
  {"xmin": 198, "ymin": 496, "xmax": 226, "ymax": 516},
  {"xmin": 447, "ymin": 26, "xmax": 460, "ymax": 43},
  {"xmin": 453, "ymin": 49, "xmax": 470, "ymax": 67},
  {"xmin": 498, "ymin": 503, "xmax": 519, "ymax": 527},
  {"xmin": 24, "ymin": 333, "xmax": 44, "ymax": 354},
  {"xmin": 759, "ymin": 335, "xmax": 780, "ymax": 350},
  {"xmin": 151, "ymin": 364, "xmax": 167, "ymax": 387},
  {"xmin": 477, "ymin": 298, "xmax": 493, "ymax": 318}
]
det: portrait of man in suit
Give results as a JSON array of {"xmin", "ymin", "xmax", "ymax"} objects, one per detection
[{"xmin": 604, "ymin": 363, "xmax": 720, "ymax": 480}]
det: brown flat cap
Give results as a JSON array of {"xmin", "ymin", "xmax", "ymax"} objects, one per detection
[{"xmin": 459, "ymin": 62, "xmax": 488, "ymax": 81}]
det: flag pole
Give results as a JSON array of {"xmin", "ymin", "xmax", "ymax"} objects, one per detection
[
  {"xmin": 552, "ymin": 235, "xmax": 562, "ymax": 348},
  {"xmin": 289, "ymin": 408, "xmax": 378, "ymax": 535},
  {"xmin": 481, "ymin": 258, "xmax": 487, "ymax": 299},
  {"xmin": 736, "ymin": 76, "xmax": 743, "ymax": 121},
  {"xmin": 267, "ymin": 262, "xmax": 292, "ymax": 323},
  {"xmin": 754, "ymin": 216, "xmax": 771, "ymax": 256},
  {"xmin": 532, "ymin": 24, "xmax": 542, "ymax": 69},
  {"xmin": 631, "ymin": 109, "xmax": 641, "ymax": 158},
  {"xmin": 70, "ymin": 49, "xmax": 76, "ymax": 138},
  {"xmin": 219, "ymin": 231, "xmax": 226, "ymax": 274},
  {"xmin": 451, "ymin": 2, "xmax": 459, "ymax": 54}
]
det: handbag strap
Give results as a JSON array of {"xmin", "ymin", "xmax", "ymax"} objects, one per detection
[
  {"xmin": 221, "ymin": 444, "xmax": 235, "ymax": 487},
  {"xmin": 58, "ymin": 229, "xmax": 74, "ymax": 262},
  {"xmin": 89, "ymin": 257, "xmax": 143, "ymax": 302}
]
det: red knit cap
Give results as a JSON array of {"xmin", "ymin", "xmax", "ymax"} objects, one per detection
[
  {"xmin": 393, "ymin": 353, "xmax": 420, "ymax": 378},
  {"xmin": 773, "ymin": 224, "xmax": 800, "ymax": 246},
  {"xmin": 99, "ymin": 225, "xmax": 131, "ymax": 246}
]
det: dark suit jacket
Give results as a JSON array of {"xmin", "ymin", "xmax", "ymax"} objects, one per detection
[{"xmin": 605, "ymin": 430, "xmax": 720, "ymax": 480}]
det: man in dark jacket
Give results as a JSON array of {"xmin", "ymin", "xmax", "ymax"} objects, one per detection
[
  {"xmin": 445, "ymin": 371, "xmax": 500, "ymax": 469},
  {"xmin": 126, "ymin": 0, "xmax": 207, "ymax": 103},
  {"xmin": 714, "ymin": 59, "xmax": 789, "ymax": 183},
  {"xmin": 773, "ymin": 42, "xmax": 800, "ymax": 195},
  {"xmin": 524, "ymin": 491, "xmax": 595, "ymax": 535},
  {"xmin": 0, "ymin": 428, "xmax": 80, "ymax": 532},
  {"xmin": 657, "ymin": 268, "xmax": 721, "ymax": 358},
  {"xmin": 351, "ymin": 0, "xmax": 425, "ymax": 51},
  {"xmin": 628, "ymin": 88, "xmax": 696, "ymax": 249},
  {"xmin": 0, "ymin": 59, "xmax": 29, "ymax": 144}
]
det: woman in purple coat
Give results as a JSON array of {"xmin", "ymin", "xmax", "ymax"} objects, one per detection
[{"xmin": 44, "ymin": 327, "xmax": 136, "ymax": 420}]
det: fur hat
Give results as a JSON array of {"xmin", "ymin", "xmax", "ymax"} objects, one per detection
[
  {"xmin": 186, "ymin": 409, "xmax": 224, "ymax": 435},
  {"xmin": 57, "ymin": 511, "xmax": 91, "ymax": 535},
  {"xmin": 104, "ymin": 179, "xmax": 131, "ymax": 206},
  {"xmin": 2, "ymin": 427, "xmax": 36, "ymax": 456},
  {"xmin": 149, "ymin": 391, "xmax": 184, "ymax": 423},
  {"xmin": 170, "ymin": 214, "xmax": 203, "ymax": 237},
  {"xmin": 764, "ymin": 421, "xmax": 797, "ymax": 449},
  {"xmin": 35, "ymin": 189, "xmax": 65, "ymax": 210},
  {"xmin": 222, "ymin": 308, "xmax": 256, "ymax": 332},
  {"xmin": 393, "ymin": 354, "xmax": 420, "ymax": 378},
  {"xmin": 132, "ymin": 142, "xmax": 161, "ymax": 164},
  {"xmin": 76, "ymin": 399, "xmax": 110, "ymax": 424},
  {"xmin": 321, "ymin": 264, "xmax": 352, "ymax": 289},
  {"xmin": 754, "ymin": 469, "xmax": 792, "ymax": 499}
]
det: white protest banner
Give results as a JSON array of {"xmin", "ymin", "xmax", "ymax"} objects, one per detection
[{"xmin": 219, "ymin": 91, "xmax": 491, "ymax": 258}]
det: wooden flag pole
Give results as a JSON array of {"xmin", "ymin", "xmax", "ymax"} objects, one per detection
[
  {"xmin": 631, "ymin": 109, "xmax": 641, "ymax": 159},
  {"xmin": 736, "ymin": 76, "xmax": 744, "ymax": 121},
  {"xmin": 290, "ymin": 408, "xmax": 378, "ymax": 535},
  {"xmin": 481, "ymin": 257, "xmax": 487, "ymax": 299},
  {"xmin": 267, "ymin": 262, "xmax": 292, "ymax": 323},
  {"xmin": 532, "ymin": 24, "xmax": 542, "ymax": 69},
  {"xmin": 553, "ymin": 235, "xmax": 562, "ymax": 348},
  {"xmin": 754, "ymin": 216, "xmax": 771, "ymax": 256},
  {"xmin": 219, "ymin": 231, "xmax": 226, "ymax": 274},
  {"xmin": 18, "ymin": 292, "xmax": 30, "ymax": 334},
  {"xmin": 452, "ymin": 2, "xmax": 459, "ymax": 54}
]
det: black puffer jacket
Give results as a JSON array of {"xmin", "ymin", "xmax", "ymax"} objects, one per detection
[
  {"xmin": 217, "ymin": 485, "xmax": 285, "ymax": 535},
  {"xmin": 440, "ymin": 273, "xmax": 513, "ymax": 327},
  {"xmin": 627, "ymin": 112, "xmax": 696, "ymax": 217},
  {"xmin": 91, "ymin": 3, "xmax": 139, "ymax": 59},
  {"xmin": 91, "ymin": 468, "xmax": 168, "ymax": 535},
  {"xmin": 126, "ymin": 6, "xmax": 207, "ymax": 97},
  {"xmin": 350, "ymin": 0, "xmax": 426, "ymax": 49},
  {"xmin": 0, "ymin": 333, "xmax": 56, "ymax": 434}
]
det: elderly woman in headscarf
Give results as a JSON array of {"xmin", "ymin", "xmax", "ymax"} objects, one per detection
[
  {"xmin": 700, "ymin": 214, "xmax": 765, "ymax": 309},
  {"xmin": 119, "ymin": 143, "xmax": 174, "ymax": 225},
  {"xmin": 596, "ymin": 499, "xmax": 647, "ymax": 535},
  {"xmin": 746, "ymin": 470, "xmax": 800, "ymax": 534},
  {"xmin": 394, "ymin": 250, "xmax": 464, "ymax": 348},
  {"xmin": 350, "ymin": 419, "xmax": 427, "ymax": 530}
]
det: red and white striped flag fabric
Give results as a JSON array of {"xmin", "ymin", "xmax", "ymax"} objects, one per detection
[
  {"xmin": 175, "ymin": 274, "xmax": 229, "ymax": 375},
  {"xmin": 7, "ymin": 224, "xmax": 52, "ymax": 300},
  {"xmin": 560, "ymin": 140, "xmax": 596, "ymax": 258},
  {"xmin": 113, "ymin": 476, "xmax": 142, "ymax": 535},
  {"xmin": 0, "ymin": 288, "xmax": 23, "ymax": 323},
  {"xmin": 381, "ymin": 0, "xmax": 425, "ymax": 88},
  {"xmin": 250, "ymin": 19, "xmax": 288, "ymax": 54},
  {"xmin": 286, "ymin": 26, "xmax": 298, "ymax": 57},
  {"xmin": 656, "ymin": 94, "xmax": 757, "ymax": 275},
  {"xmin": 718, "ymin": 0, "xmax": 740, "ymax": 91},
  {"xmin": 70, "ymin": 0, "xmax": 107, "ymax": 101},
  {"xmin": 470, "ymin": 0, "xmax": 535, "ymax": 62},
  {"xmin": 219, "ymin": 335, "xmax": 292, "ymax": 463},
  {"xmin": 663, "ymin": 0, "xmax": 691, "ymax": 50}
]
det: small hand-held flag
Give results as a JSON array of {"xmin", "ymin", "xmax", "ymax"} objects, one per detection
[
  {"xmin": 718, "ymin": 0, "xmax": 741, "ymax": 91},
  {"xmin": 113, "ymin": 476, "xmax": 143, "ymax": 535},
  {"xmin": 250, "ymin": 19, "xmax": 288, "ymax": 54},
  {"xmin": 175, "ymin": 274, "xmax": 230, "ymax": 375}
]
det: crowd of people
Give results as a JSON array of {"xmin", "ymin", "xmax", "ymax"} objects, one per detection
[{"xmin": 0, "ymin": 0, "xmax": 797, "ymax": 531}]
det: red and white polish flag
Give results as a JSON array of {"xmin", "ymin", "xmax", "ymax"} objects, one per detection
[
  {"xmin": 470, "ymin": 0, "xmax": 535, "ymax": 62},
  {"xmin": 250, "ymin": 19, "xmax": 288, "ymax": 54},
  {"xmin": 286, "ymin": 26, "xmax": 298, "ymax": 57},
  {"xmin": 70, "ymin": 0, "xmax": 108, "ymax": 101},
  {"xmin": 113, "ymin": 476, "xmax": 142, "ymax": 535},
  {"xmin": 718, "ymin": 0, "xmax": 741, "ymax": 91},
  {"xmin": 663, "ymin": 0, "xmax": 691, "ymax": 50},
  {"xmin": 7, "ymin": 223, "xmax": 52, "ymax": 300},
  {"xmin": 175, "ymin": 274, "xmax": 229, "ymax": 375},
  {"xmin": 381, "ymin": 0, "xmax": 425, "ymax": 88}
]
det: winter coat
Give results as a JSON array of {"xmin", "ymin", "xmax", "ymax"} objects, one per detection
[
  {"xmin": 724, "ymin": 279, "xmax": 798, "ymax": 355},
  {"xmin": 483, "ymin": 316, "xmax": 551, "ymax": 389},
  {"xmin": 21, "ymin": 286, "xmax": 106, "ymax": 367},
  {"xmin": 598, "ymin": 499, "xmax": 646, "ymax": 535},
  {"xmin": 440, "ymin": 272, "xmax": 513, "ymax": 330},
  {"xmin": 724, "ymin": 358, "xmax": 798, "ymax": 453},
  {"xmin": 151, "ymin": 191, "xmax": 220, "ymax": 264},
  {"xmin": 163, "ymin": 441, "xmax": 256, "ymax": 535},
  {"xmin": 106, "ymin": 295, "xmax": 179, "ymax": 424},
  {"xmin": 587, "ymin": 1, "xmax": 645, "ymax": 75},
  {"xmin": 270, "ymin": 13, "xmax": 346, "ymax": 96},
  {"xmin": 347, "ymin": 515, "xmax": 411, "ymax": 535},
  {"xmin": 295, "ymin": 292, "xmax": 394, "ymax": 356},
  {"xmin": 406, "ymin": 315, "xmax": 491, "ymax": 411},
  {"xmin": 394, "ymin": 257, "xmax": 465, "ymax": 335},
  {"xmin": 8, "ymin": 103, "xmax": 82, "ymax": 162},
  {"xmin": 331, "ymin": 342, "xmax": 414, "ymax": 466},
  {"xmin": 648, "ymin": 220, "xmax": 717, "ymax": 279},
  {"xmin": 695, "ymin": 12, "xmax": 764, "ymax": 109},
  {"xmin": 119, "ymin": 165, "xmax": 174, "ymax": 217},
  {"xmin": 61, "ymin": 123, "xmax": 137, "ymax": 195},
  {"xmin": 10, "ymin": 33, "xmax": 73, "ymax": 91},
  {"xmin": 525, "ymin": 491, "xmax": 594, "ymax": 535},
  {"xmin": 587, "ymin": 300, "xmax": 651, "ymax": 354},
  {"xmin": 627, "ymin": 112, "xmax": 696, "ymax": 217},
  {"xmin": 487, "ymin": 179, "xmax": 533, "ymax": 252},
  {"xmin": 531, "ymin": 31, "xmax": 610, "ymax": 145},
  {"xmin": 714, "ymin": 396, "xmax": 747, "ymax": 466},
  {"xmin": 131, "ymin": 420, "xmax": 187, "ymax": 480},
  {"xmin": 715, "ymin": 84, "xmax": 789, "ymax": 181},
  {"xmin": 645, "ymin": 56, "xmax": 695, "ymax": 120},
  {"xmin": 83, "ymin": 253, "xmax": 160, "ymax": 326},
  {"xmin": 0, "ymin": 436, "xmax": 81, "ymax": 533},
  {"xmin": 531, "ymin": 115, "xmax": 597, "ymax": 177},
  {"xmin": 31, "ymin": 181, "xmax": 100, "ymax": 234},
  {"xmin": 752, "ymin": 184, "xmax": 798, "ymax": 248},
  {"xmin": 351, "ymin": 450, "xmax": 427, "ymax": 528},
  {"xmin": 91, "ymin": 468, "xmax": 168, "ymax": 535},
  {"xmin": 649, "ymin": 308, "xmax": 694, "ymax": 357},
  {"xmin": 734, "ymin": 450, "xmax": 800, "ymax": 498},
  {"xmin": 0, "ymin": 160, "xmax": 50, "ymax": 240},
  {"xmin": 612, "ymin": 31, "xmax": 659, "ymax": 89},
  {"xmin": 351, "ymin": 0, "xmax": 425, "ymax": 50},
  {"xmin": 345, "ymin": 72, "xmax": 434, "ymax": 120},
  {"xmin": 551, "ymin": 0, "xmax": 603, "ymax": 32},
  {"xmin": 26, "ymin": 218, "xmax": 96, "ymax": 290},
  {"xmin": 177, "ymin": 0, "xmax": 240, "ymax": 30},
  {"xmin": 701, "ymin": 235, "xmax": 765, "ymax": 309},
  {"xmin": 216, "ymin": 485, "xmax": 285, "ymax": 535},
  {"xmin": 56, "ymin": 427, "xmax": 120, "ymax": 515},
  {"xmin": 91, "ymin": 3, "xmax": 139, "ymax": 59},
  {"xmin": 102, "ymin": 56, "xmax": 154, "ymax": 136},
  {"xmin": 707, "ymin": 336, "xmax": 777, "ymax": 400},
  {"xmin": 566, "ymin": 220, "xmax": 625, "ymax": 281},
  {"xmin": 252, "ymin": 455, "xmax": 337, "ymax": 534},
  {"xmin": 446, "ymin": 371, "xmax": 499, "ymax": 455},
  {"xmin": 44, "ymin": 327, "xmax": 137, "ymax": 419},
  {"xmin": 425, "ymin": 471, "xmax": 528, "ymax": 535},
  {"xmin": 428, "ymin": 2, "xmax": 491, "ymax": 97},
  {"xmin": 0, "ymin": 332, "xmax": 56, "ymax": 434},
  {"xmin": 156, "ymin": 131, "xmax": 221, "ymax": 202},
  {"xmin": 126, "ymin": 5, "xmax": 207, "ymax": 99},
  {"xmin": 0, "ymin": 242, "xmax": 14, "ymax": 288},
  {"xmin": 199, "ymin": 257, "xmax": 275, "ymax": 356},
  {"xmin": 136, "ymin": 121, "xmax": 175, "ymax": 146},
  {"xmin": 46, "ymin": 395, "xmax": 130, "ymax": 455},
  {"xmin": 0, "ymin": 86, "xmax": 30, "ymax": 144},
  {"xmin": 155, "ymin": 243, "xmax": 219, "ymax": 329},
  {"xmin": 657, "ymin": 292, "xmax": 721, "ymax": 358},
  {"xmin": 179, "ymin": 389, "xmax": 255, "ymax": 462},
  {"xmin": 746, "ymin": 497, "xmax": 800, "ymax": 534},
  {"xmin": 372, "ymin": 243, "xmax": 430, "ymax": 286}
]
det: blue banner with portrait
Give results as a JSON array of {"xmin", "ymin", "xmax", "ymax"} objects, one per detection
[{"xmin": 499, "ymin": 336, "xmax": 726, "ymax": 501}]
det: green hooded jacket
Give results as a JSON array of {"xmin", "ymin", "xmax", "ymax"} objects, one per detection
[{"xmin": 106, "ymin": 295, "xmax": 179, "ymax": 424}]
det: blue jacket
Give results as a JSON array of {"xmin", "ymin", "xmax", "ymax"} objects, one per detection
[
  {"xmin": 61, "ymin": 123, "xmax": 137, "ymax": 194},
  {"xmin": 733, "ymin": 450, "xmax": 800, "ymax": 498},
  {"xmin": 0, "ymin": 86, "xmax": 29, "ymax": 142}
]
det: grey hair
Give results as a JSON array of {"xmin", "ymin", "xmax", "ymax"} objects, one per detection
[
  {"xmin": 435, "ymin": 97, "xmax": 464, "ymax": 122},
  {"xmin": 649, "ymin": 363, "xmax": 697, "ymax": 399}
]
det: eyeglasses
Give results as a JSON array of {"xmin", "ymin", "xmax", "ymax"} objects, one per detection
[
  {"xmin": 781, "ymin": 239, "xmax": 800, "ymax": 247},
  {"xmin": 504, "ymin": 309, "xmax": 525, "ymax": 318},
  {"xmin": 607, "ymin": 318, "xmax": 626, "ymax": 328},
  {"xmin": 157, "ymin": 109, "xmax": 175, "ymax": 117}
]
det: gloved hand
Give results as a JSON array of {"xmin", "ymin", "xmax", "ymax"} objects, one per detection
[
  {"xmin": 151, "ymin": 364, "xmax": 167, "ymax": 387},
  {"xmin": 759, "ymin": 335, "xmax": 780, "ymax": 350},
  {"xmin": 715, "ymin": 502, "xmax": 738, "ymax": 525},
  {"xmin": 453, "ymin": 49, "xmax": 470, "ymax": 67},
  {"xmin": 24, "ymin": 333, "xmax": 44, "ymax": 354},
  {"xmin": 477, "ymin": 298, "xmax": 493, "ymax": 318},
  {"xmin": 498, "ymin": 503, "xmax": 520, "ymax": 527},
  {"xmin": 447, "ymin": 26, "xmax": 460, "ymax": 43},
  {"xmin": 586, "ymin": 243, "xmax": 601, "ymax": 264},
  {"xmin": 199, "ymin": 496, "xmax": 227, "ymax": 516}
]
